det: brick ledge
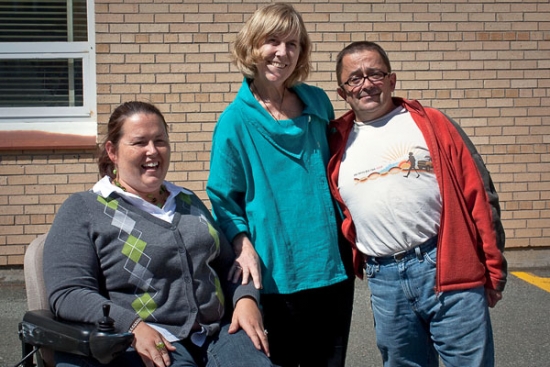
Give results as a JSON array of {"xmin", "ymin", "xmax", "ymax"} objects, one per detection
[{"xmin": 0, "ymin": 131, "xmax": 96, "ymax": 150}]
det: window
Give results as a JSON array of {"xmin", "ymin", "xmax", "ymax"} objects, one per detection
[{"xmin": 0, "ymin": 0, "xmax": 96, "ymax": 139}]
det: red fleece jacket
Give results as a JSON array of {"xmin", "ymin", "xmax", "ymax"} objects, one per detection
[{"xmin": 328, "ymin": 98, "xmax": 507, "ymax": 292}]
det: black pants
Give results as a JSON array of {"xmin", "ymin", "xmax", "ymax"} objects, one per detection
[{"xmin": 261, "ymin": 277, "xmax": 355, "ymax": 367}]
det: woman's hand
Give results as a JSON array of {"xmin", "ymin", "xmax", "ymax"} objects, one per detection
[
  {"xmin": 132, "ymin": 321, "xmax": 176, "ymax": 367},
  {"xmin": 228, "ymin": 297, "xmax": 270, "ymax": 356},
  {"xmin": 229, "ymin": 233, "xmax": 262, "ymax": 289}
]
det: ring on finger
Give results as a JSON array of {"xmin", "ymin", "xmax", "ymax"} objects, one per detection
[{"xmin": 155, "ymin": 341, "xmax": 166, "ymax": 351}]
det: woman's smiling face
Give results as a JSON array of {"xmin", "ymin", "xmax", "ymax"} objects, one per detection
[
  {"xmin": 256, "ymin": 32, "xmax": 300, "ymax": 86},
  {"xmin": 106, "ymin": 112, "xmax": 170, "ymax": 198}
]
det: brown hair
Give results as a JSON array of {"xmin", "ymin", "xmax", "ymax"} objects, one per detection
[
  {"xmin": 97, "ymin": 101, "xmax": 168, "ymax": 178},
  {"xmin": 232, "ymin": 3, "xmax": 312, "ymax": 87},
  {"xmin": 335, "ymin": 41, "xmax": 392, "ymax": 85}
]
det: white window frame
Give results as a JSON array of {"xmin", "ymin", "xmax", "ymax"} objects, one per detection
[{"xmin": 0, "ymin": 0, "xmax": 97, "ymax": 137}]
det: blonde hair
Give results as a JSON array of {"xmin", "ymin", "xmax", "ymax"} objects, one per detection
[{"xmin": 232, "ymin": 3, "xmax": 311, "ymax": 87}]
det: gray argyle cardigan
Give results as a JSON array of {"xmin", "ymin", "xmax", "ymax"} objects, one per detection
[{"xmin": 43, "ymin": 189, "xmax": 258, "ymax": 339}]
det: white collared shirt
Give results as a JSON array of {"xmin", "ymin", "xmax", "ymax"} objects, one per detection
[{"xmin": 93, "ymin": 176, "xmax": 193, "ymax": 224}]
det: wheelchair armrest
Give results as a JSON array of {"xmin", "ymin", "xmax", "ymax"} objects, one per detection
[{"xmin": 19, "ymin": 309, "xmax": 134, "ymax": 364}]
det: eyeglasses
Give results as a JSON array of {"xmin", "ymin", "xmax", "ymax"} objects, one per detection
[{"xmin": 340, "ymin": 70, "xmax": 390, "ymax": 88}]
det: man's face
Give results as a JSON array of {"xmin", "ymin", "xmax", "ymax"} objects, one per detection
[{"xmin": 337, "ymin": 50, "xmax": 397, "ymax": 122}]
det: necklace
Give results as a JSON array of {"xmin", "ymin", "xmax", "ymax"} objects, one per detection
[
  {"xmin": 252, "ymin": 82, "xmax": 286, "ymax": 121},
  {"xmin": 113, "ymin": 179, "xmax": 168, "ymax": 208}
]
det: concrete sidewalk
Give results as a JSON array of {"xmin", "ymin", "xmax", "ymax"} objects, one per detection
[
  {"xmin": 0, "ymin": 268, "xmax": 378, "ymax": 367},
  {"xmin": 2, "ymin": 268, "xmax": 376, "ymax": 367},
  {"xmin": 2, "ymin": 249, "xmax": 550, "ymax": 367},
  {"xmin": 1, "ymin": 274, "xmax": 27, "ymax": 367}
]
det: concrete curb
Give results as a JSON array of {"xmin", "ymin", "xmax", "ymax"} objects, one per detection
[
  {"xmin": 505, "ymin": 248, "xmax": 550, "ymax": 270},
  {"xmin": 1, "ymin": 249, "xmax": 548, "ymax": 287},
  {"xmin": 0, "ymin": 268, "xmax": 25, "ymax": 287}
]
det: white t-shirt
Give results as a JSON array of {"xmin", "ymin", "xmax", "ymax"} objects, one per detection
[{"xmin": 338, "ymin": 107, "xmax": 442, "ymax": 257}]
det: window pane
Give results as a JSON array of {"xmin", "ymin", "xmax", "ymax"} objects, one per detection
[
  {"xmin": 0, "ymin": 0, "xmax": 88, "ymax": 42},
  {"xmin": 0, "ymin": 58, "xmax": 83, "ymax": 107}
]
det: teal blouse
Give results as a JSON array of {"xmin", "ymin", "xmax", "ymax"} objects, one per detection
[{"xmin": 207, "ymin": 79, "xmax": 348, "ymax": 294}]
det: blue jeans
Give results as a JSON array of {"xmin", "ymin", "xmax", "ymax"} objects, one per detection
[
  {"xmin": 365, "ymin": 237, "xmax": 494, "ymax": 367},
  {"xmin": 54, "ymin": 323, "xmax": 274, "ymax": 367}
]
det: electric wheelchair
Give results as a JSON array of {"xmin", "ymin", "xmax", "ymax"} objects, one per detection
[{"xmin": 16, "ymin": 234, "xmax": 134, "ymax": 367}]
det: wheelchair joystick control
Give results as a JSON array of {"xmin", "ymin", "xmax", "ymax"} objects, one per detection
[
  {"xmin": 89, "ymin": 303, "xmax": 135, "ymax": 364},
  {"xmin": 20, "ymin": 303, "xmax": 134, "ymax": 365},
  {"xmin": 97, "ymin": 304, "xmax": 115, "ymax": 333}
]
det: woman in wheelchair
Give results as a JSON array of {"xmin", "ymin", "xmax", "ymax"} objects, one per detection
[{"xmin": 43, "ymin": 101, "xmax": 274, "ymax": 367}]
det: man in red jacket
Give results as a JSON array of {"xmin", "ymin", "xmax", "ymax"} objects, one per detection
[{"xmin": 327, "ymin": 41, "xmax": 507, "ymax": 367}]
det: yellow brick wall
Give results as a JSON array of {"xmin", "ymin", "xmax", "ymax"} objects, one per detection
[{"xmin": 1, "ymin": 0, "xmax": 549, "ymax": 266}]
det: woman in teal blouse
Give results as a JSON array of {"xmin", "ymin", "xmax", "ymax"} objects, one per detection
[{"xmin": 206, "ymin": 3, "xmax": 354, "ymax": 367}]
